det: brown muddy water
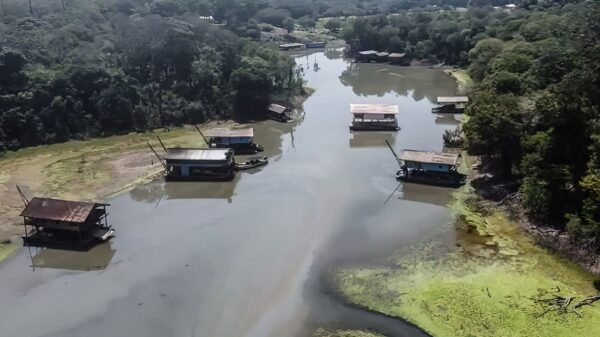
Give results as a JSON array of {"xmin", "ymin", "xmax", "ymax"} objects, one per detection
[{"xmin": 0, "ymin": 50, "xmax": 460, "ymax": 337}]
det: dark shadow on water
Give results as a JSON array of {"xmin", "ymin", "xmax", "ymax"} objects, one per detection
[
  {"xmin": 29, "ymin": 242, "xmax": 116, "ymax": 271},
  {"xmin": 349, "ymin": 132, "xmax": 397, "ymax": 148}
]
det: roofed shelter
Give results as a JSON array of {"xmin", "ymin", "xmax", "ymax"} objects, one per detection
[
  {"xmin": 279, "ymin": 43, "xmax": 306, "ymax": 51},
  {"xmin": 433, "ymin": 96, "xmax": 469, "ymax": 113},
  {"xmin": 21, "ymin": 197, "xmax": 113, "ymax": 250},
  {"xmin": 395, "ymin": 150, "xmax": 465, "ymax": 186},
  {"xmin": 162, "ymin": 148, "xmax": 235, "ymax": 180},
  {"xmin": 267, "ymin": 103, "xmax": 291, "ymax": 122},
  {"xmin": 204, "ymin": 128, "xmax": 264, "ymax": 154},
  {"xmin": 350, "ymin": 104, "xmax": 399, "ymax": 131}
]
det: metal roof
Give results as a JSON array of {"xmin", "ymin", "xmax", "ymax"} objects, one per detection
[
  {"xmin": 280, "ymin": 43, "xmax": 305, "ymax": 48},
  {"xmin": 204, "ymin": 128, "xmax": 254, "ymax": 138},
  {"xmin": 400, "ymin": 150, "xmax": 460, "ymax": 166},
  {"xmin": 437, "ymin": 96, "xmax": 469, "ymax": 104},
  {"xmin": 268, "ymin": 103, "xmax": 287, "ymax": 114},
  {"xmin": 359, "ymin": 50, "xmax": 378, "ymax": 55},
  {"xmin": 388, "ymin": 53, "xmax": 407, "ymax": 58},
  {"xmin": 20, "ymin": 198, "xmax": 107, "ymax": 223},
  {"xmin": 162, "ymin": 148, "xmax": 231, "ymax": 161},
  {"xmin": 376, "ymin": 52, "xmax": 390, "ymax": 57},
  {"xmin": 350, "ymin": 104, "xmax": 399, "ymax": 115}
]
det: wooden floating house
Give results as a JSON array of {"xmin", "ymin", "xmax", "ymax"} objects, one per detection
[
  {"xmin": 162, "ymin": 148, "xmax": 235, "ymax": 181},
  {"xmin": 356, "ymin": 51, "xmax": 410, "ymax": 65},
  {"xmin": 396, "ymin": 150, "xmax": 466, "ymax": 187},
  {"xmin": 279, "ymin": 43, "xmax": 306, "ymax": 51},
  {"xmin": 356, "ymin": 50, "xmax": 378, "ymax": 62},
  {"xmin": 350, "ymin": 104, "xmax": 400, "ymax": 131},
  {"xmin": 306, "ymin": 41, "xmax": 326, "ymax": 49},
  {"xmin": 388, "ymin": 53, "xmax": 410, "ymax": 66},
  {"xmin": 432, "ymin": 96, "xmax": 469, "ymax": 114},
  {"xmin": 21, "ymin": 197, "xmax": 114, "ymax": 250},
  {"xmin": 267, "ymin": 103, "xmax": 292, "ymax": 122},
  {"xmin": 204, "ymin": 128, "xmax": 264, "ymax": 154}
]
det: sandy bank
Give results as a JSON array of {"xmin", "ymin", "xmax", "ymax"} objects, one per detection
[{"xmin": 0, "ymin": 123, "xmax": 242, "ymax": 257}]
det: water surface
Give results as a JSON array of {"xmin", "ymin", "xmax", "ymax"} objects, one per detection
[{"xmin": 0, "ymin": 50, "xmax": 459, "ymax": 337}]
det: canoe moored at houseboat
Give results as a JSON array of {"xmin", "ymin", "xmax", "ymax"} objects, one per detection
[
  {"xmin": 432, "ymin": 96, "xmax": 469, "ymax": 114},
  {"xmin": 162, "ymin": 148, "xmax": 235, "ymax": 181},
  {"xmin": 235, "ymin": 156, "xmax": 268, "ymax": 171},
  {"xmin": 386, "ymin": 141, "xmax": 466, "ymax": 187},
  {"xmin": 20, "ymin": 197, "xmax": 114, "ymax": 250},
  {"xmin": 204, "ymin": 128, "xmax": 264, "ymax": 154},
  {"xmin": 350, "ymin": 104, "xmax": 400, "ymax": 131}
]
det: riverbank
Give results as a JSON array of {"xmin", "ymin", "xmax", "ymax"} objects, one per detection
[
  {"xmin": 330, "ymin": 183, "xmax": 600, "ymax": 337},
  {"xmin": 0, "ymin": 124, "xmax": 218, "ymax": 258},
  {"xmin": 443, "ymin": 69, "xmax": 473, "ymax": 95}
]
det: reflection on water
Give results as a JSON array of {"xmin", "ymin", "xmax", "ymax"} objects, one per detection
[
  {"xmin": 435, "ymin": 113, "xmax": 460, "ymax": 125},
  {"xmin": 29, "ymin": 243, "xmax": 116, "ymax": 271},
  {"xmin": 349, "ymin": 132, "xmax": 396, "ymax": 148},
  {"xmin": 340, "ymin": 63, "xmax": 458, "ymax": 102}
]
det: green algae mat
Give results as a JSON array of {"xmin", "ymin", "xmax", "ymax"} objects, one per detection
[{"xmin": 332, "ymin": 186, "xmax": 600, "ymax": 337}]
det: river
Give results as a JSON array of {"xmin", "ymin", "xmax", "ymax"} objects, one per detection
[{"xmin": 0, "ymin": 49, "xmax": 460, "ymax": 337}]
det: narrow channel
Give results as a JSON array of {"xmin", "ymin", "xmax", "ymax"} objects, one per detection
[{"xmin": 0, "ymin": 49, "xmax": 460, "ymax": 337}]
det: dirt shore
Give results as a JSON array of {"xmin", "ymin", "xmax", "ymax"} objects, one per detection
[{"xmin": 0, "ymin": 122, "xmax": 243, "ymax": 254}]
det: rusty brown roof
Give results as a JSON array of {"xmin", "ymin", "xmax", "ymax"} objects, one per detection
[{"xmin": 20, "ymin": 198, "xmax": 108, "ymax": 223}]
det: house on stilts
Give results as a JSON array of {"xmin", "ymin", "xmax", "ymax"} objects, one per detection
[{"xmin": 20, "ymin": 197, "xmax": 114, "ymax": 250}]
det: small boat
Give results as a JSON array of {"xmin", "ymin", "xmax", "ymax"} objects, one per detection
[{"xmin": 235, "ymin": 156, "xmax": 268, "ymax": 171}]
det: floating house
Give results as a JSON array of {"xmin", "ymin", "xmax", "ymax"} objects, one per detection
[
  {"xmin": 267, "ymin": 103, "xmax": 291, "ymax": 122},
  {"xmin": 162, "ymin": 148, "xmax": 235, "ymax": 181},
  {"xmin": 279, "ymin": 43, "xmax": 306, "ymax": 51},
  {"xmin": 356, "ymin": 50, "xmax": 378, "ymax": 62},
  {"xmin": 396, "ymin": 150, "xmax": 466, "ymax": 187},
  {"xmin": 204, "ymin": 128, "xmax": 264, "ymax": 154},
  {"xmin": 388, "ymin": 53, "xmax": 410, "ymax": 66},
  {"xmin": 375, "ymin": 51, "xmax": 390, "ymax": 62},
  {"xmin": 306, "ymin": 41, "xmax": 326, "ymax": 49},
  {"xmin": 350, "ymin": 104, "xmax": 400, "ymax": 131},
  {"xmin": 21, "ymin": 197, "xmax": 114, "ymax": 250},
  {"xmin": 432, "ymin": 96, "xmax": 469, "ymax": 114}
]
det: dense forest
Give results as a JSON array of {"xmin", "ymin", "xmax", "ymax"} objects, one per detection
[
  {"xmin": 0, "ymin": 0, "xmax": 304, "ymax": 150},
  {"xmin": 2, "ymin": 0, "xmax": 599, "ymax": 244},
  {"xmin": 342, "ymin": 0, "xmax": 600, "ymax": 246}
]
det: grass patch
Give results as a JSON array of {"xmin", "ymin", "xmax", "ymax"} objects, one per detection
[
  {"xmin": 0, "ymin": 242, "xmax": 18, "ymax": 261},
  {"xmin": 444, "ymin": 69, "xmax": 474, "ymax": 95},
  {"xmin": 332, "ymin": 185, "xmax": 600, "ymax": 337},
  {"xmin": 0, "ymin": 125, "xmax": 214, "ymax": 249}
]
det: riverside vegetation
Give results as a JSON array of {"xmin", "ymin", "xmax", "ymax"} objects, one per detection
[{"xmin": 329, "ymin": 1, "xmax": 600, "ymax": 337}]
